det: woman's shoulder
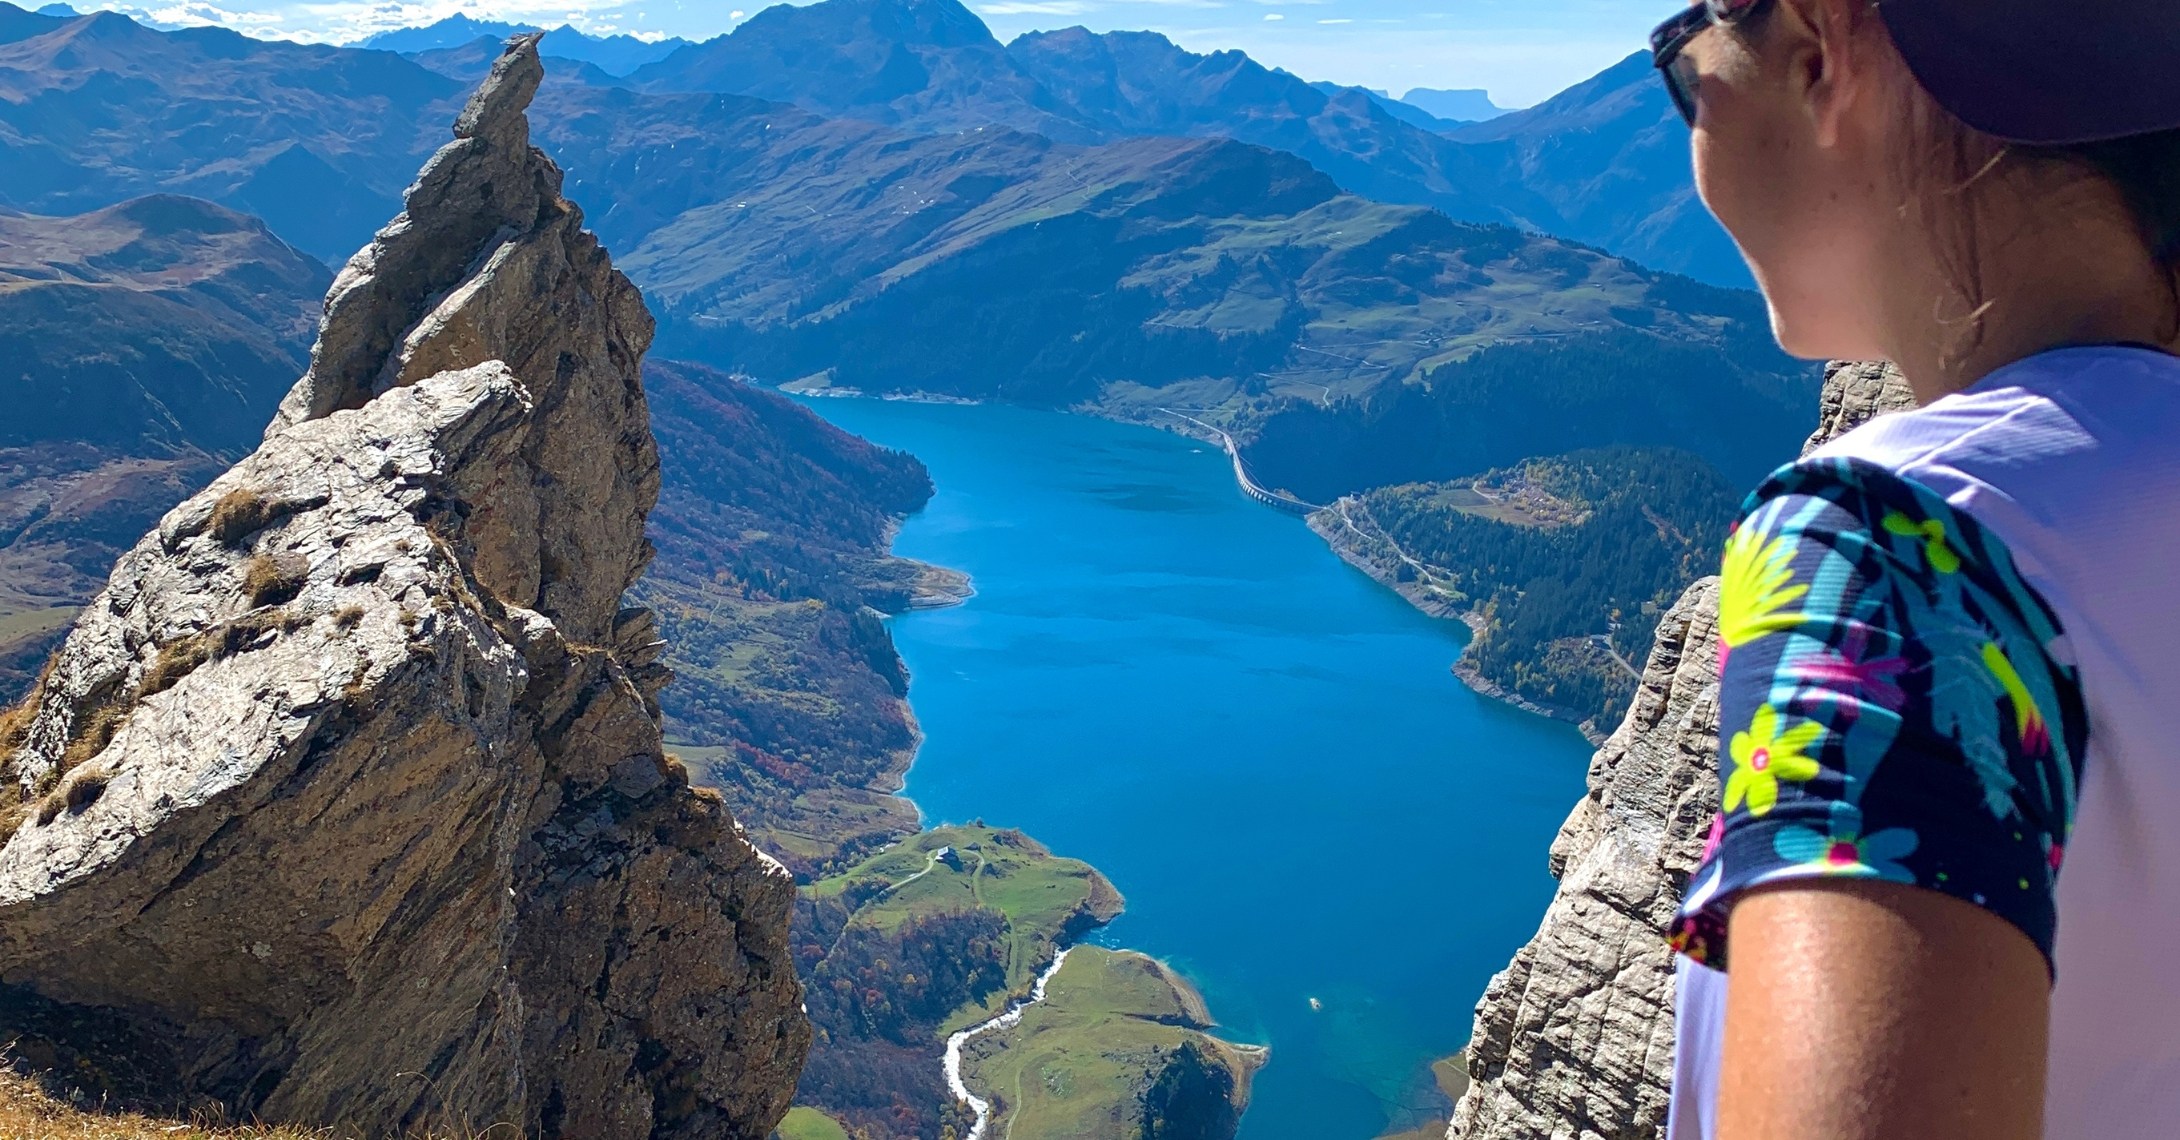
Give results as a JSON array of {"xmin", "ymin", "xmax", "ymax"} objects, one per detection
[
  {"xmin": 1782, "ymin": 347, "xmax": 2180, "ymax": 626},
  {"xmin": 1805, "ymin": 346, "xmax": 2180, "ymax": 497}
]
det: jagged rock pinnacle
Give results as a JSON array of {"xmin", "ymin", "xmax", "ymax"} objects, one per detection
[
  {"xmin": 0, "ymin": 36, "xmax": 808, "ymax": 1139},
  {"xmin": 453, "ymin": 32, "xmax": 545, "ymax": 142}
]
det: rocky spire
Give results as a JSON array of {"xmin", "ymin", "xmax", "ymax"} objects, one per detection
[{"xmin": 0, "ymin": 36, "xmax": 809, "ymax": 1138}]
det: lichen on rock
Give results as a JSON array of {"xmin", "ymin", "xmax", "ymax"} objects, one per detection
[
  {"xmin": 1449, "ymin": 360, "xmax": 1914, "ymax": 1140},
  {"xmin": 0, "ymin": 34, "xmax": 808, "ymax": 1139}
]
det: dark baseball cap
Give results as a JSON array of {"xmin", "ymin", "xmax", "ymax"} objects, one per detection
[{"xmin": 1879, "ymin": 0, "xmax": 2180, "ymax": 145}]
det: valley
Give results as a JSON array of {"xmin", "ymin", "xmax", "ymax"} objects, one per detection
[
  {"xmin": 801, "ymin": 396, "xmax": 1590, "ymax": 1140},
  {"xmin": 0, "ymin": 5, "xmax": 1806, "ymax": 1139}
]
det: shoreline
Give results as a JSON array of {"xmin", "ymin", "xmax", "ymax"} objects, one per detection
[
  {"xmin": 1305, "ymin": 499, "xmax": 1608, "ymax": 746},
  {"xmin": 864, "ymin": 523, "xmax": 1258, "ymax": 1134}
]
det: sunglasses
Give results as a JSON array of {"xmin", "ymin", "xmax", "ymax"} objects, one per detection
[{"xmin": 1651, "ymin": 0, "xmax": 1773, "ymax": 126}]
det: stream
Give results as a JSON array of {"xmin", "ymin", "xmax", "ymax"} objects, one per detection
[{"xmin": 945, "ymin": 948, "xmax": 1074, "ymax": 1140}]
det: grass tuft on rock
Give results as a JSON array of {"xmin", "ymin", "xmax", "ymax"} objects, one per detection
[
  {"xmin": 208, "ymin": 490, "xmax": 276, "ymax": 547},
  {"xmin": 242, "ymin": 554, "xmax": 307, "ymax": 608}
]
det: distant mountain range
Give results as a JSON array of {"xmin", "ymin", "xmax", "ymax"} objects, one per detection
[
  {"xmin": 616, "ymin": 0, "xmax": 1745, "ymax": 287},
  {"xmin": 359, "ymin": 13, "xmax": 689, "ymax": 74},
  {"xmin": 0, "ymin": 0, "xmax": 1746, "ymax": 287}
]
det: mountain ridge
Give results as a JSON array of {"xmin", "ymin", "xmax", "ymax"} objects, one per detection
[{"xmin": 361, "ymin": 14, "xmax": 690, "ymax": 74}]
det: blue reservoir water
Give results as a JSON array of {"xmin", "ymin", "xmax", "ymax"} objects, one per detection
[{"xmin": 801, "ymin": 397, "xmax": 1593, "ymax": 1140}]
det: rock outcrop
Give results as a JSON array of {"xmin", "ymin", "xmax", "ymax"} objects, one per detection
[
  {"xmin": 1449, "ymin": 360, "xmax": 1914, "ymax": 1140},
  {"xmin": 0, "ymin": 35, "xmax": 809, "ymax": 1139}
]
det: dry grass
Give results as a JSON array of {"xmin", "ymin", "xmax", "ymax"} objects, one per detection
[
  {"xmin": 207, "ymin": 490, "xmax": 275, "ymax": 548},
  {"xmin": 240, "ymin": 556, "xmax": 307, "ymax": 608},
  {"xmin": 56, "ymin": 702, "xmax": 127, "ymax": 781},
  {"xmin": 0, "ymin": 1068, "xmax": 326, "ymax": 1140},
  {"xmin": 1, "ymin": 656, "xmax": 60, "ymax": 755},
  {"xmin": 0, "ymin": 1068, "xmax": 510, "ymax": 1140}
]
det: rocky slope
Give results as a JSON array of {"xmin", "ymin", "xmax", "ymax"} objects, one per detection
[
  {"xmin": 0, "ymin": 36, "xmax": 808, "ymax": 1138},
  {"xmin": 1449, "ymin": 360, "xmax": 1914, "ymax": 1140},
  {"xmin": 0, "ymin": 195, "xmax": 333, "ymax": 705}
]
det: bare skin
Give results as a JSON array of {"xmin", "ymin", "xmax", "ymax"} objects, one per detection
[
  {"xmin": 1672, "ymin": 0, "xmax": 2180, "ymax": 1137},
  {"xmin": 1722, "ymin": 882, "xmax": 2050, "ymax": 1140}
]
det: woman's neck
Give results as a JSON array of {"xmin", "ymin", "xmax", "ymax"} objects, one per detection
[{"xmin": 1877, "ymin": 175, "xmax": 2176, "ymax": 404}]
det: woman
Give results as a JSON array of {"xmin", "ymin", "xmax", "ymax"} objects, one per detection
[{"xmin": 1647, "ymin": 1, "xmax": 2180, "ymax": 1138}]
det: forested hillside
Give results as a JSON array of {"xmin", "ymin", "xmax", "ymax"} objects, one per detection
[
  {"xmin": 636, "ymin": 359, "xmax": 952, "ymax": 875},
  {"xmin": 1241, "ymin": 309, "xmax": 1807, "ymax": 503},
  {"xmin": 1330, "ymin": 447, "xmax": 1742, "ymax": 728}
]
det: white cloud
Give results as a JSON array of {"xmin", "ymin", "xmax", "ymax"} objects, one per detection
[{"xmin": 1262, "ymin": 11, "xmax": 1279, "ymax": 18}]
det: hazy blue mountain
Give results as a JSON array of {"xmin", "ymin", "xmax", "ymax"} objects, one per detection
[
  {"xmin": 1004, "ymin": 25, "xmax": 1560, "ymax": 229},
  {"xmin": 409, "ymin": 34, "xmax": 628, "ymax": 86},
  {"xmin": 357, "ymin": 12, "xmax": 532, "ymax": 51},
  {"xmin": 536, "ymin": 26, "xmax": 690, "ymax": 74},
  {"xmin": 628, "ymin": 0, "xmax": 1105, "ymax": 141},
  {"xmin": 0, "ymin": 5, "xmax": 462, "ymax": 264},
  {"xmin": 0, "ymin": 0, "xmax": 62, "ymax": 40},
  {"xmin": 1308, "ymin": 80, "xmax": 1466, "ymax": 130},
  {"xmin": 1402, "ymin": 87, "xmax": 1507, "ymax": 123},
  {"xmin": 360, "ymin": 14, "xmax": 688, "ymax": 73},
  {"xmin": 31, "ymin": 2, "xmax": 69, "ymax": 14},
  {"xmin": 1446, "ymin": 51, "xmax": 1750, "ymax": 287}
]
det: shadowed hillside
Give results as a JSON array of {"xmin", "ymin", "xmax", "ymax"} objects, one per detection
[{"xmin": 0, "ymin": 194, "xmax": 329, "ymax": 702}]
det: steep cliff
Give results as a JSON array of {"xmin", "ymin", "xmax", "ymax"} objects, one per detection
[
  {"xmin": 1449, "ymin": 360, "xmax": 1914, "ymax": 1140},
  {"xmin": 0, "ymin": 35, "xmax": 809, "ymax": 1139}
]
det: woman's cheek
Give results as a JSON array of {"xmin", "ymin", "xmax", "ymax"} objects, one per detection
[{"xmin": 1692, "ymin": 115, "xmax": 1863, "ymax": 359}]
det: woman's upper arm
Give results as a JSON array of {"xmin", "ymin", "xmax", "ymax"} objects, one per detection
[
  {"xmin": 1670, "ymin": 460, "xmax": 2088, "ymax": 1139},
  {"xmin": 1719, "ymin": 878, "xmax": 2049, "ymax": 1140}
]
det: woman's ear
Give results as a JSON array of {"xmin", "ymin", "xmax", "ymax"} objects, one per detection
[{"xmin": 1779, "ymin": 0, "xmax": 1870, "ymax": 151}]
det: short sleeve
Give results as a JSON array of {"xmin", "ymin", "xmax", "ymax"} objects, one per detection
[{"xmin": 1667, "ymin": 457, "xmax": 2087, "ymax": 973}]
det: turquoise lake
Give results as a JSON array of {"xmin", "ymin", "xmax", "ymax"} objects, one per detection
[{"xmin": 802, "ymin": 396, "xmax": 1593, "ymax": 1139}]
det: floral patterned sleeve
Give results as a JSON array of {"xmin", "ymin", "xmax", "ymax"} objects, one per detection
[{"xmin": 1668, "ymin": 457, "xmax": 2087, "ymax": 973}]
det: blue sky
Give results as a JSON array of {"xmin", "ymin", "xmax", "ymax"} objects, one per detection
[{"xmin": 79, "ymin": 0, "xmax": 1667, "ymax": 107}]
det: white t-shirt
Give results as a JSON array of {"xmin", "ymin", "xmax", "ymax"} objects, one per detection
[{"xmin": 1669, "ymin": 346, "xmax": 2180, "ymax": 1139}]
